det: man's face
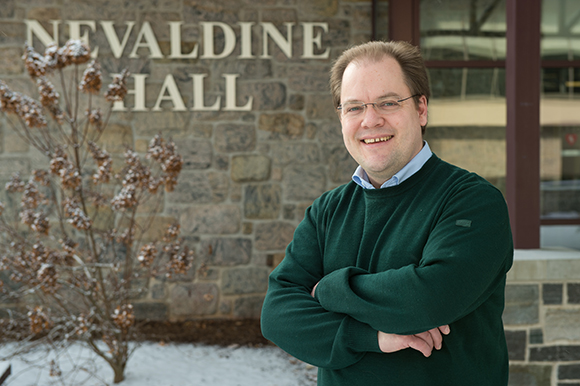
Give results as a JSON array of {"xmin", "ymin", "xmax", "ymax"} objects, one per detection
[{"xmin": 339, "ymin": 56, "xmax": 428, "ymax": 188}]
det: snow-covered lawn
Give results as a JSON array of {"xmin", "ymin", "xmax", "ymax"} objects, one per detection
[{"xmin": 0, "ymin": 342, "xmax": 317, "ymax": 386}]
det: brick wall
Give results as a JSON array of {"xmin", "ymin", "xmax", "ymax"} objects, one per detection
[{"xmin": 506, "ymin": 250, "xmax": 580, "ymax": 386}]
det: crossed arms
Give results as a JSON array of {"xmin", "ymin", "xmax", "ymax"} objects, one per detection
[{"xmin": 310, "ymin": 281, "xmax": 450, "ymax": 357}]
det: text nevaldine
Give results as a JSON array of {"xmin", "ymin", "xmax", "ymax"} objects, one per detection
[{"xmin": 25, "ymin": 19, "xmax": 330, "ymax": 112}]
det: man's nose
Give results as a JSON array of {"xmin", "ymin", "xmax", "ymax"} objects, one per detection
[{"xmin": 361, "ymin": 103, "xmax": 384, "ymax": 127}]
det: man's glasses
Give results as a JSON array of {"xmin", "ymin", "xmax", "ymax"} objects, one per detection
[{"xmin": 337, "ymin": 94, "xmax": 419, "ymax": 119}]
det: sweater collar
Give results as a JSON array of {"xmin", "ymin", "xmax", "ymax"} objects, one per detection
[{"xmin": 352, "ymin": 141, "xmax": 433, "ymax": 189}]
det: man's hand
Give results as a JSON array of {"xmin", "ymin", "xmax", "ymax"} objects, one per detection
[
  {"xmin": 378, "ymin": 325, "xmax": 450, "ymax": 357},
  {"xmin": 312, "ymin": 281, "xmax": 450, "ymax": 358},
  {"xmin": 311, "ymin": 282, "xmax": 319, "ymax": 297}
]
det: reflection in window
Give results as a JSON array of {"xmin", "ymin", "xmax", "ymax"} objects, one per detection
[
  {"xmin": 425, "ymin": 68, "xmax": 507, "ymax": 194},
  {"xmin": 420, "ymin": 0, "xmax": 506, "ymax": 61},
  {"xmin": 540, "ymin": 0, "xmax": 580, "ymax": 219},
  {"xmin": 541, "ymin": 0, "xmax": 580, "ymax": 61}
]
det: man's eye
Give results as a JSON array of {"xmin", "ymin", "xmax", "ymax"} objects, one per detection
[
  {"xmin": 379, "ymin": 100, "xmax": 398, "ymax": 108},
  {"xmin": 346, "ymin": 105, "xmax": 362, "ymax": 113}
]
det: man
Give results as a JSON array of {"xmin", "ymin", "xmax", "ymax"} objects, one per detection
[{"xmin": 260, "ymin": 41, "xmax": 513, "ymax": 385}]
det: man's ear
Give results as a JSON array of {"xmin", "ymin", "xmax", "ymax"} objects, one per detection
[{"xmin": 417, "ymin": 95, "xmax": 428, "ymax": 127}]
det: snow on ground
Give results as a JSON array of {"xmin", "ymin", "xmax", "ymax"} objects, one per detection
[{"xmin": 0, "ymin": 342, "xmax": 318, "ymax": 386}]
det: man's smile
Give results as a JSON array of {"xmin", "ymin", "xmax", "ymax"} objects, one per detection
[{"xmin": 362, "ymin": 136, "xmax": 393, "ymax": 144}]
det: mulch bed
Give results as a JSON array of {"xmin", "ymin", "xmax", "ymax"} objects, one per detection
[{"xmin": 136, "ymin": 319, "xmax": 272, "ymax": 347}]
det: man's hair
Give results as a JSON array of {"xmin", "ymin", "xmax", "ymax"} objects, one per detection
[{"xmin": 329, "ymin": 41, "xmax": 431, "ymax": 133}]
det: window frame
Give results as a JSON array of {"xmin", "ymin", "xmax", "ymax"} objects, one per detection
[{"xmin": 386, "ymin": 0, "xmax": 580, "ymax": 248}]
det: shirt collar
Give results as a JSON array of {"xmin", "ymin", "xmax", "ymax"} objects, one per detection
[{"xmin": 352, "ymin": 141, "xmax": 433, "ymax": 189}]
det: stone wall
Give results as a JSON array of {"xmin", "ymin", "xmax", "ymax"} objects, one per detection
[
  {"xmin": 506, "ymin": 250, "xmax": 580, "ymax": 386},
  {"xmin": 2, "ymin": 2, "xmax": 580, "ymax": 383},
  {"xmin": 0, "ymin": 0, "xmax": 388, "ymax": 320}
]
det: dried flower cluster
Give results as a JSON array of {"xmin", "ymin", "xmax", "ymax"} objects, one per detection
[
  {"xmin": 23, "ymin": 40, "xmax": 91, "ymax": 78},
  {"xmin": 0, "ymin": 40, "xmax": 192, "ymax": 385},
  {"xmin": 0, "ymin": 83, "xmax": 48, "ymax": 128},
  {"xmin": 63, "ymin": 198, "xmax": 92, "ymax": 231},
  {"xmin": 104, "ymin": 69, "xmax": 130, "ymax": 102},
  {"xmin": 112, "ymin": 304, "xmax": 135, "ymax": 332},
  {"xmin": 28, "ymin": 306, "xmax": 52, "ymax": 334},
  {"xmin": 137, "ymin": 243, "xmax": 157, "ymax": 268},
  {"xmin": 88, "ymin": 141, "xmax": 112, "ymax": 184},
  {"xmin": 79, "ymin": 60, "xmax": 102, "ymax": 94},
  {"xmin": 86, "ymin": 108, "xmax": 103, "ymax": 132},
  {"xmin": 49, "ymin": 147, "xmax": 81, "ymax": 190},
  {"xmin": 36, "ymin": 77, "xmax": 64, "ymax": 123},
  {"xmin": 165, "ymin": 241, "xmax": 194, "ymax": 278},
  {"xmin": 146, "ymin": 135, "xmax": 184, "ymax": 192},
  {"xmin": 5, "ymin": 172, "xmax": 25, "ymax": 193},
  {"xmin": 163, "ymin": 223, "xmax": 180, "ymax": 242}
]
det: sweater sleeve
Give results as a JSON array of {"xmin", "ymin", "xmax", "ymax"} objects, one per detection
[
  {"xmin": 260, "ymin": 200, "xmax": 382, "ymax": 369},
  {"xmin": 314, "ymin": 183, "xmax": 514, "ymax": 335}
]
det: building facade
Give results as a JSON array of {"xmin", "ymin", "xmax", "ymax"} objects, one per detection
[{"xmin": 0, "ymin": 1, "xmax": 579, "ymax": 385}]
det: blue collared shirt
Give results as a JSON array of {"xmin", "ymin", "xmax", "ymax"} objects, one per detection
[{"xmin": 352, "ymin": 141, "xmax": 433, "ymax": 189}]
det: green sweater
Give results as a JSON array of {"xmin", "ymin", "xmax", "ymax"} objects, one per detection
[{"xmin": 261, "ymin": 155, "xmax": 513, "ymax": 385}]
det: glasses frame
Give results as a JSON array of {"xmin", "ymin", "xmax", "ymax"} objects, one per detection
[{"xmin": 337, "ymin": 94, "xmax": 420, "ymax": 118}]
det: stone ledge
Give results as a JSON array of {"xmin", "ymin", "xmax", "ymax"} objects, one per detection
[
  {"xmin": 508, "ymin": 249, "xmax": 580, "ymax": 282},
  {"xmin": 514, "ymin": 248, "xmax": 580, "ymax": 261}
]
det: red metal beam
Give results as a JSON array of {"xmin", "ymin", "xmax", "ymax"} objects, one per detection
[
  {"xmin": 506, "ymin": 0, "xmax": 542, "ymax": 248},
  {"xmin": 388, "ymin": 0, "xmax": 420, "ymax": 45}
]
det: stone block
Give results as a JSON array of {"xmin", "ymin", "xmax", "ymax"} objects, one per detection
[
  {"xmin": 543, "ymin": 283, "xmax": 563, "ymax": 304},
  {"xmin": 242, "ymin": 222, "xmax": 253, "ymax": 234},
  {"xmin": 121, "ymin": 215, "xmax": 176, "ymax": 242},
  {"xmin": 267, "ymin": 253, "xmax": 285, "ymax": 269},
  {"xmin": 546, "ymin": 260, "xmax": 580, "ymax": 280},
  {"xmin": 288, "ymin": 65, "xmax": 333, "ymax": 93},
  {"xmin": 243, "ymin": 82, "xmax": 286, "ymax": 111},
  {"xmin": 99, "ymin": 123, "xmax": 133, "ymax": 155},
  {"xmin": 503, "ymin": 284, "xmax": 539, "ymax": 325},
  {"xmin": 258, "ymin": 113, "xmax": 305, "ymax": 139},
  {"xmin": 181, "ymin": 139, "xmax": 212, "ymax": 170},
  {"xmin": 168, "ymin": 172, "xmax": 213, "ymax": 203},
  {"xmin": 151, "ymin": 283, "xmax": 166, "ymax": 299},
  {"xmin": 214, "ymin": 124, "xmax": 256, "ymax": 152},
  {"xmin": 544, "ymin": 309, "xmax": 580, "ymax": 342},
  {"xmin": 305, "ymin": 94, "xmax": 336, "ymax": 120},
  {"xmin": 316, "ymin": 120, "xmax": 344, "ymax": 143},
  {"xmin": 222, "ymin": 267, "xmax": 270, "ymax": 295},
  {"xmin": 0, "ymin": 158, "xmax": 29, "ymax": 178},
  {"xmin": 559, "ymin": 364, "xmax": 580, "ymax": 380},
  {"xmin": 133, "ymin": 302, "xmax": 168, "ymax": 321},
  {"xmin": 3, "ymin": 128, "xmax": 29, "ymax": 153},
  {"xmin": 0, "ymin": 47, "xmax": 24, "ymax": 75},
  {"xmin": 505, "ymin": 330, "xmax": 526, "ymax": 361},
  {"xmin": 170, "ymin": 283, "xmax": 219, "ymax": 317},
  {"xmin": 296, "ymin": 0, "xmax": 339, "ymax": 17},
  {"xmin": 244, "ymin": 184, "xmax": 281, "ymax": 219},
  {"xmin": 283, "ymin": 164, "xmax": 326, "ymax": 201},
  {"xmin": 269, "ymin": 142, "xmax": 320, "ymax": 166},
  {"xmin": 283, "ymin": 204, "xmax": 295, "ymax": 220},
  {"xmin": 569, "ymin": 283, "xmax": 580, "ymax": 304},
  {"xmin": 530, "ymin": 328, "xmax": 544, "ymax": 344},
  {"xmin": 200, "ymin": 237, "xmax": 252, "ymax": 266},
  {"xmin": 507, "ymin": 260, "xmax": 546, "ymax": 282},
  {"xmin": 207, "ymin": 172, "xmax": 229, "ymax": 202},
  {"xmin": 231, "ymin": 155, "xmax": 271, "ymax": 182},
  {"xmin": 530, "ymin": 346, "xmax": 580, "ymax": 361},
  {"xmin": 289, "ymin": 94, "xmax": 305, "ymax": 110},
  {"xmin": 254, "ymin": 221, "xmax": 295, "ymax": 251},
  {"xmin": 179, "ymin": 205, "xmax": 240, "ymax": 235},
  {"xmin": 232, "ymin": 295, "xmax": 265, "ymax": 318},
  {"xmin": 508, "ymin": 365, "xmax": 552, "ymax": 386},
  {"xmin": 323, "ymin": 144, "xmax": 357, "ymax": 183}
]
